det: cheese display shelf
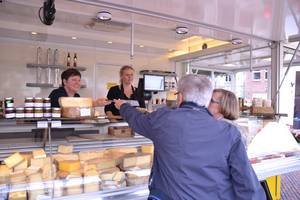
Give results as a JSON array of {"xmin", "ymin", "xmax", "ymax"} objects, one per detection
[{"xmin": 0, "ymin": 118, "xmax": 154, "ymax": 200}]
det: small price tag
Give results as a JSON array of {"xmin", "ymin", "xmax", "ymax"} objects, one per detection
[
  {"xmin": 37, "ymin": 121, "xmax": 48, "ymax": 128},
  {"xmin": 80, "ymin": 108, "xmax": 91, "ymax": 117},
  {"xmin": 51, "ymin": 121, "xmax": 62, "ymax": 128}
]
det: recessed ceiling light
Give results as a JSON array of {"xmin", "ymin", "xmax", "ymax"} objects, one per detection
[
  {"xmin": 97, "ymin": 11, "xmax": 112, "ymax": 21},
  {"xmin": 71, "ymin": 36, "xmax": 77, "ymax": 40},
  {"xmin": 31, "ymin": 32, "xmax": 37, "ymax": 35},
  {"xmin": 139, "ymin": 45, "xmax": 144, "ymax": 48},
  {"xmin": 175, "ymin": 26, "xmax": 189, "ymax": 34},
  {"xmin": 231, "ymin": 38, "xmax": 243, "ymax": 45},
  {"xmin": 107, "ymin": 41, "xmax": 113, "ymax": 44}
]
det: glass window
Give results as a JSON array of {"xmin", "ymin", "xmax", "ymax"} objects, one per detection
[{"xmin": 253, "ymin": 71, "xmax": 261, "ymax": 80}]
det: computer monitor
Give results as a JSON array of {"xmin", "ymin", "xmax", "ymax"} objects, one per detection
[{"xmin": 144, "ymin": 74, "xmax": 165, "ymax": 91}]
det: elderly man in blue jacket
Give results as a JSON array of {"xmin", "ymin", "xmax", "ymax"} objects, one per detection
[{"xmin": 114, "ymin": 74, "xmax": 266, "ymax": 200}]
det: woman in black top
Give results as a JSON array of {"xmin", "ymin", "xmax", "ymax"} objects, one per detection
[
  {"xmin": 105, "ymin": 65, "xmax": 145, "ymax": 118},
  {"xmin": 49, "ymin": 68, "xmax": 108, "ymax": 107},
  {"xmin": 49, "ymin": 68, "xmax": 81, "ymax": 107}
]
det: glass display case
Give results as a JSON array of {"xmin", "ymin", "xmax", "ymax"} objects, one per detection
[{"xmin": 0, "ymin": 118, "xmax": 153, "ymax": 200}]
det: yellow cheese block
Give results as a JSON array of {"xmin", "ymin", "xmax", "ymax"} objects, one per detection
[
  {"xmin": 32, "ymin": 149, "xmax": 46, "ymax": 159},
  {"xmin": 59, "ymin": 97, "xmax": 93, "ymax": 107},
  {"xmin": 141, "ymin": 144, "xmax": 154, "ymax": 155},
  {"xmin": 59, "ymin": 160, "xmax": 80, "ymax": 172},
  {"xmin": 8, "ymin": 191, "xmax": 27, "ymax": 200},
  {"xmin": 13, "ymin": 160, "xmax": 28, "ymax": 172},
  {"xmin": 20, "ymin": 153, "xmax": 32, "ymax": 164},
  {"xmin": 96, "ymin": 159, "xmax": 116, "ymax": 170},
  {"xmin": 57, "ymin": 145, "xmax": 73, "ymax": 154},
  {"xmin": 0, "ymin": 164, "xmax": 12, "ymax": 183},
  {"xmin": 4, "ymin": 153, "xmax": 24, "ymax": 168}
]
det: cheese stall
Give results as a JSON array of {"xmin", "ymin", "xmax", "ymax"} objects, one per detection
[{"xmin": 1, "ymin": 0, "xmax": 300, "ymax": 199}]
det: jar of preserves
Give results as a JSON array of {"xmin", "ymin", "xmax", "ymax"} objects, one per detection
[
  {"xmin": 5, "ymin": 97, "xmax": 14, "ymax": 108},
  {"xmin": 43, "ymin": 107, "xmax": 52, "ymax": 118},
  {"xmin": 34, "ymin": 108, "xmax": 43, "ymax": 118},
  {"xmin": 15, "ymin": 107, "xmax": 25, "ymax": 118},
  {"xmin": 5, "ymin": 107, "xmax": 15, "ymax": 119},
  {"xmin": 25, "ymin": 107, "xmax": 34, "ymax": 118},
  {"xmin": 43, "ymin": 98, "xmax": 51, "ymax": 108},
  {"xmin": 25, "ymin": 97, "xmax": 34, "ymax": 107},
  {"xmin": 52, "ymin": 107, "xmax": 61, "ymax": 118},
  {"xmin": 34, "ymin": 97, "xmax": 43, "ymax": 108}
]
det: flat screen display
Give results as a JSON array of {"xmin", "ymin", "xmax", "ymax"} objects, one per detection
[{"xmin": 144, "ymin": 74, "xmax": 165, "ymax": 91}]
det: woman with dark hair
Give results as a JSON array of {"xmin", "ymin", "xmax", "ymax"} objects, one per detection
[
  {"xmin": 49, "ymin": 68, "xmax": 108, "ymax": 107},
  {"xmin": 105, "ymin": 65, "xmax": 145, "ymax": 120},
  {"xmin": 49, "ymin": 68, "xmax": 81, "ymax": 107}
]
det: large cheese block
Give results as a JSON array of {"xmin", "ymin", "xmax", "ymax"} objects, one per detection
[
  {"xmin": 13, "ymin": 160, "xmax": 28, "ymax": 172},
  {"xmin": 0, "ymin": 164, "xmax": 12, "ymax": 183},
  {"xmin": 86, "ymin": 158, "xmax": 116, "ymax": 170},
  {"xmin": 25, "ymin": 166, "xmax": 41, "ymax": 176},
  {"xmin": 125, "ymin": 169, "xmax": 151, "ymax": 186},
  {"xmin": 59, "ymin": 97, "xmax": 93, "ymax": 107},
  {"xmin": 30, "ymin": 157, "xmax": 51, "ymax": 168},
  {"xmin": 58, "ymin": 160, "xmax": 80, "ymax": 172},
  {"xmin": 121, "ymin": 153, "xmax": 151, "ymax": 170},
  {"xmin": 100, "ymin": 171, "xmax": 125, "ymax": 182},
  {"xmin": 4, "ymin": 153, "xmax": 24, "ymax": 168},
  {"xmin": 42, "ymin": 163, "xmax": 56, "ymax": 181},
  {"xmin": 8, "ymin": 191, "xmax": 27, "ymax": 200},
  {"xmin": 53, "ymin": 153, "xmax": 79, "ymax": 162},
  {"xmin": 57, "ymin": 144, "xmax": 73, "ymax": 154},
  {"xmin": 32, "ymin": 149, "xmax": 46, "ymax": 159},
  {"xmin": 83, "ymin": 170, "xmax": 100, "ymax": 193},
  {"xmin": 105, "ymin": 147, "xmax": 137, "ymax": 165},
  {"xmin": 9, "ymin": 171, "xmax": 26, "ymax": 184},
  {"xmin": 79, "ymin": 150, "xmax": 105, "ymax": 161}
]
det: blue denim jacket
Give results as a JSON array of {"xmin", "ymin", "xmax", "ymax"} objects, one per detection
[{"xmin": 120, "ymin": 102, "xmax": 266, "ymax": 200}]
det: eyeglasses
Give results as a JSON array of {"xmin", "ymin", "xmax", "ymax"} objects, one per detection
[{"xmin": 210, "ymin": 98, "xmax": 220, "ymax": 104}]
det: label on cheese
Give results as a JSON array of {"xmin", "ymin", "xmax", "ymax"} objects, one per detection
[{"xmin": 80, "ymin": 108, "xmax": 91, "ymax": 117}]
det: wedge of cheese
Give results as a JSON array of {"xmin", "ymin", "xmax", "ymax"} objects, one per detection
[
  {"xmin": 4, "ymin": 153, "xmax": 24, "ymax": 168},
  {"xmin": 121, "ymin": 153, "xmax": 151, "ymax": 170},
  {"xmin": 57, "ymin": 144, "xmax": 73, "ymax": 154},
  {"xmin": 32, "ymin": 149, "xmax": 46, "ymax": 159}
]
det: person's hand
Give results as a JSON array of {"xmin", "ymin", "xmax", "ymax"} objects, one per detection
[
  {"xmin": 94, "ymin": 98, "xmax": 110, "ymax": 107},
  {"xmin": 114, "ymin": 99, "xmax": 125, "ymax": 110}
]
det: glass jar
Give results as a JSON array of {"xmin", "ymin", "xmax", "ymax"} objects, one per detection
[
  {"xmin": 5, "ymin": 107, "xmax": 15, "ymax": 119},
  {"xmin": 15, "ymin": 107, "xmax": 25, "ymax": 118},
  {"xmin": 52, "ymin": 107, "xmax": 61, "ymax": 118},
  {"xmin": 34, "ymin": 108, "xmax": 43, "ymax": 118},
  {"xmin": 43, "ymin": 107, "xmax": 52, "ymax": 118},
  {"xmin": 25, "ymin": 97, "xmax": 34, "ymax": 107},
  {"xmin": 43, "ymin": 98, "xmax": 51, "ymax": 108},
  {"xmin": 4, "ymin": 97, "xmax": 14, "ymax": 108},
  {"xmin": 25, "ymin": 107, "xmax": 34, "ymax": 118},
  {"xmin": 34, "ymin": 97, "xmax": 43, "ymax": 108}
]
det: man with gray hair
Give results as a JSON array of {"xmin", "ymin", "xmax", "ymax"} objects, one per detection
[{"xmin": 114, "ymin": 74, "xmax": 265, "ymax": 200}]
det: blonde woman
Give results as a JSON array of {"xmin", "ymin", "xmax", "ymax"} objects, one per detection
[{"xmin": 208, "ymin": 89, "xmax": 255, "ymax": 148}]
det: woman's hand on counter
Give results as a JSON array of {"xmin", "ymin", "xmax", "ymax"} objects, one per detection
[{"xmin": 114, "ymin": 99, "xmax": 125, "ymax": 110}]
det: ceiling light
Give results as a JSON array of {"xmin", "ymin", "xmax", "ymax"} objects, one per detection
[
  {"xmin": 139, "ymin": 45, "xmax": 144, "ymax": 48},
  {"xmin": 31, "ymin": 32, "xmax": 37, "ymax": 35},
  {"xmin": 96, "ymin": 11, "xmax": 112, "ymax": 21},
  {"xmin": 71, "ymin": 36, "xmax": 77, "ymax": 40},
  {"xmin": 231, "ymin": 38, "xmax": 243, "ymax": 45},
  {"xmin": 107, "ymin": 41, "xmax": 113, "ymax": 44},
  {"xmin": 175, "ymin": 26, "xmax": 189, "ymax": 34}
]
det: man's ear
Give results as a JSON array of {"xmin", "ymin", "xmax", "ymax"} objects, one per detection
[
  {"xmin": 177, "ymin": 93, "xmax": 183, "ymax": 107},
  {"xmin": 62, "ymin": 79, "xmax": 67, "ymax": 86}
]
